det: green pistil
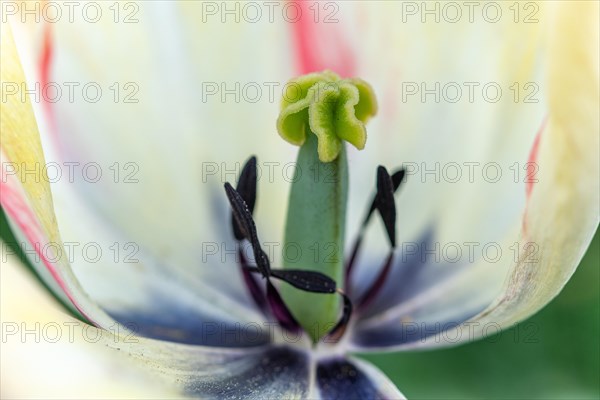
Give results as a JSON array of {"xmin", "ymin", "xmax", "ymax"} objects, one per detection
[{"xmin": 277, "ymin": 70, "xmax": 377, "ymax": 342}]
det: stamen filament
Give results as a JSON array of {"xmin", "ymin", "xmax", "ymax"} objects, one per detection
[
  {"xmin": 266, "ymin": 281, "xmax": 302, "ymax": 333},
  {"xmin": 356, "ymin": 252, "xmax": 395, "ymax": 312},
  {"xmin": 344, "ymin": 168, "xmax": 406, "ymax": 294},
  {"xmin": 238, "ymin": 249, "xmax": 268, "ymax": 314},
  {"xmin": 325, "ymin": 290, "xmax": 354, "ymax": 343}
]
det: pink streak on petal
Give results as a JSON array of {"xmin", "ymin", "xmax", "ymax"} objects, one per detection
[
  {"xmin": 526, "ymin": 118, "xmax": 547, "ymax": 198},
  {"xmin": 0, "ymin": 167, "xmax": 95, "ymax": 324},
  {"xmin": 522, "ymin": 117, "xmax": 547, "ymax": 234},
  {"xmin": 39, "ymin": 23, "xmax": 59, "ymax": 147},
  {"xmin": 39, "ymin": 26, "xmax": 52, "ymax": 99},
  {"xmin": 290, "ymin": 0, "xmax": 356, "ymax": 76}
]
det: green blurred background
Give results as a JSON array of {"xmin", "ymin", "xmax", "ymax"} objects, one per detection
[
  {"xmin": 2, "ymin": 209, "xmax": 598, "ymax": 398},
  {"xmin": 364, "ymin": 230, "xmax": 599, "ymax": 399}
]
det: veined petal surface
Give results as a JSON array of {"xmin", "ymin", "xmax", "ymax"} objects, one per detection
[
  {"xmin": 348, "ymin": 1, "xmax": 599, "ymax": 351},
  {"xmin": 2, "ymin": 19, "xmax": 269, "ymax": 344},
  {"xmin": 1, "ymin": 250, "xmax": 310, "ymax": 399},
  {"xmin": 317, "ymin": 2, "xmax": 552, "ymax": 336}
]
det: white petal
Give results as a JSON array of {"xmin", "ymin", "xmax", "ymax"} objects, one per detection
[
  {"xmin": 9, "ymin": 1, "xmax": 297, "ymax": 290},
  {"xmin": 1, "ymin": 21, "xmax": 267, "ymax": 343},
  {"xmin": 1, "ymin": 247, "xmax": 177, "ymax": 399},
  {"xmin": 338, "ymin": 1, "xmax": 546, "ymax": 247},
  {"xmin": 460, "ymin": 0, "xmax": 600, "ymax": 342},
  {"xmin": 349, "ymin": 1, "xmax": 599, "ymax": 351},
  {"xmin": 1, "ymin": 249, "xmax": 312, "ymax": 399},
  {"xmin": 336, "ymin": 2, "xmax": 550, "ymax": 340}
]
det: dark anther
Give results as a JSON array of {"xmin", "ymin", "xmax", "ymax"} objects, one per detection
[
  {"xmin": 225, "ymin": 182, "xmax": 336, "ymax": 334},
  {"xmin": 345, "ymin": 168, "xmax": 405, "ymax": 292},
  {"xmin": 225, "ymin": 168, "xmax": 269, "ymax": 313},
  {"xmin": 244, "ymin": 266, "xmax": 336, "ymax": 294},
  {"xmin": 391, "ymin": 169, "xmax": 406, "ymax": 192},
  {"xmin": 232, "ymin": 156, "xmax": 257, "ymax": 240},
  {"xmin": 224, "ymin": 182, "xmax": 255, "ymax": 241},
  {"xmin": 325, "ymin": 290, "xmax": 353, "ymax": 342},
  {"xmin": 225, "ymin": 182, "xmax": 298, "ymax": 330},
  {"xmin": 254, "ymin": 248, "xmax": 272, "ymax": 278},
  {"xmin": 270, "ymin": 269, "xmax": 335, "ymax": 293},
  {"xmin": 224, "ymin": 182, "xmax": 270, "ymax": 277},
  {"xmin": 375, "ymin": 166, "xmax": 397, "ymax": 248},
  {"xmin": 364, "ymin": 168, "xmax": 406, "ymax": 226}
]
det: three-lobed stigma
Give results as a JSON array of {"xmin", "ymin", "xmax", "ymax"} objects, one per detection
[{"xmin": 276, "ymin": 70, "xmax": 378, "ymax": 163}]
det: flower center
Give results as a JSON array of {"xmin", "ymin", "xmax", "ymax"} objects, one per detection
[{"xmin": 222, "ymin": 71, "xmax": 405, "ymax": 344}]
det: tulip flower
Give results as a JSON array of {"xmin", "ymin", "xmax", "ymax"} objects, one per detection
[{"xmin": 1, "ymin": 1, "xmax": 598, "ymax": 398}]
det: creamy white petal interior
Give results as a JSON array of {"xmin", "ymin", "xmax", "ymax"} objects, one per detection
[
  {"xmin": 347, "ymin": 0, "xmax": 599, "ymax": 351},
  {"xmin": 3, "ymin": 18, "xmax": 269, "ymax": 343},
  {"xmin": 0, "ymin": 249, "xmax": 178, "ymax": 399},
  {"xmin": 2, "ymin": 0, "xmax": 597, "ymax": 386},
  {"xmin": 9, "ymin": 2, "xmax": 300, "ymax": 314},
  {"xmin": 1, "ymin": 249, "xmax": 310, "ymax": 399}
]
